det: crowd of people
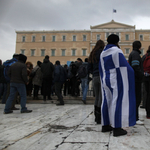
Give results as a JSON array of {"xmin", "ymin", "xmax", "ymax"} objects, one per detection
[{"xmin": 0, "ymin": 33, "xmax": 150, "ymax": 137}]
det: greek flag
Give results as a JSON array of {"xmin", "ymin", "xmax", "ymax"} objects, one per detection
[
  {"xmin": 99, "ymin": 44, "xmax": 136, "ymax": 128},
  {"xmin": 113, "ymin": 9, "xmax": 117, "ymax": 13}
]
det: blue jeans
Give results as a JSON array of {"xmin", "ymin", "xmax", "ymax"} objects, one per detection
[
  {"xmin": 0, "ymin": 83, "xmax": 7, "ymax": 103},
  {"xmin": 4, "ymin": 83, "xmax": 27, "ymax": 112},
  {"xmin": 81, "ymin": 78, "xmax": 89, "ymax": 101}
]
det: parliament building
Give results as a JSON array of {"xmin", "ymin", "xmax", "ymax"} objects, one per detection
[{"xmin": 15, "ymin": 20, "xmax": 150, "ymax": 66}]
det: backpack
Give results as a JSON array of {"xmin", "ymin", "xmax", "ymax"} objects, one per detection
[
  {"xmin": 77, "ymin": 64, "xmax": 88, "ymax": 78},
  {"xmin": 143, "ymin": 53, "xmax": 150, "ymax": 74},
  {"xmin": 3, "ymin": 58, "xmax": 18, "ymax": 82}
]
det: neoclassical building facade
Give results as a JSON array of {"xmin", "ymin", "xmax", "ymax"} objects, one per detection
[{"xmin": 15, "ymin": 20, "xmax": 150, "ymax": 66}]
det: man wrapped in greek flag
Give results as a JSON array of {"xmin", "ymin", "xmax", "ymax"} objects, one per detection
[{"xmin": 99, "ymin": 34, "xmax": 136, "ymax": 137}]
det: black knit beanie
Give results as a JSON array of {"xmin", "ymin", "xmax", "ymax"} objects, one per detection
[
  {"xmin": 18, "ymin": 54, "xmax": 27, "ymax": 63},
  {"xmin": 37, "ymin": 61, "xmax": 42, "ymax": 67},
  {"xmin": 107, "ymin": 34, "xmax": 119, "ymax": 44}
]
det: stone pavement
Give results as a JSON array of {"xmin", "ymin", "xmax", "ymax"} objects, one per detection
[{"xmin": 1, "ymin": 100, "xmax": 150, "ymax": 150}]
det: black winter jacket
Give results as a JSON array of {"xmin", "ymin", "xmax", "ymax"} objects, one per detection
[
  {"xmin": 54, "ymin": 65, "xmax": 67, "ymax": 83},
  {"xmin": 88, "ymin": 49, "xmax": 102, "ymax": 77},
  {"xmin": 8, "ymin": 60, "xmax": 28, "ymax": 84},
  {"xmin": 41, "ymin": 59, "xmax": 54, "ymax": 79},
  {"xmin": 128, "ymin": 49, "xmax": 144, "ymax": 82},
  {"xmin": 0, "ymin": 65, "xmax": 7, "ymax": 83}
]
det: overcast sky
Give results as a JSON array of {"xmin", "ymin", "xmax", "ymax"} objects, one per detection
[{"xmin": 1, "ymin": 0, "xmax": 150, "ymax": 62}]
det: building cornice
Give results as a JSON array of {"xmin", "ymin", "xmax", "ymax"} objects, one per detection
[
  {"xmin": 135, "ymin": 29, "xmax": 150, "ymax": 32},
  {"xmin": 16, "ymin": 30, "xmax": 91, "ymax": 34}
]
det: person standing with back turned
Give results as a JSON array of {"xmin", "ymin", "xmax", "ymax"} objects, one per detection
[
  {"xmin": 129, "ymin": 41, "xmax": 144, "ymax": 125},
  {"xmin": 99, "ymin": 34, "xmax": 136, "ymax": 136},
  {"xmin": 41, "ymin": 55, "xmax": 54, "ymax": 101},
  {"xmin": 4, "ymin": 54, "xmax": 32, "ymax": 114},
  {"xmin": 88, "ymin": 40, "xmax": 105, "ymax": 124}
]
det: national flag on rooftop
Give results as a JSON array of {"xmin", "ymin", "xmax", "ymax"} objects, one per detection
[{"xmin": 113, "ymin": 9, "xmax": 117, "ymax": 13}]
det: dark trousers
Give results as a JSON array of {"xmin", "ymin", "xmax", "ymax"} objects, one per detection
[
  {"xmin": 55, "ymin": 82, "xmax": 64, "ymax": 104},
  {"xmin": 33, "ymin": 85, "xmax": 40, "ymax": 98},
  {"xmin": 135, "ymin": 82, "xmax": 142, "ymax": 121},
  {"xmin": 63, "ymin": 80, "xmax": 68, "ymax": 96},
  {"xmin": 0, "ymin": 83, "xmax": 7, "ymax": 104},
  {"xmin": 144, "ymin": 80, "xmax": 150, "ymax": 117},
  {"xmin": 141, "ymin": 82, "xmax": 147, "ymax": 107},
  {"xmin": 42, "ymin": 78, "xmax": 52, "ymax": 100},
  {"xmin": 70, "ymin": 77, "xmax": 76, "ymax": 96}
]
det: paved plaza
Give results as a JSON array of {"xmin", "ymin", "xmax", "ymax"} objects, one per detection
[{"xmin": 0, "ymin": 99, "xmax": 150, "ymax": 150}]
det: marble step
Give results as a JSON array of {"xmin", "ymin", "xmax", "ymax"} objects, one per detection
[{"xmin": 26, "ymin": 96, "xmax": 95, "ymax": 104}]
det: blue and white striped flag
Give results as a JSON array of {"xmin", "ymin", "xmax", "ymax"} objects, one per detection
[{"xmin": 99, "ymin": 44, "xmax": 136, "ymax": 128}]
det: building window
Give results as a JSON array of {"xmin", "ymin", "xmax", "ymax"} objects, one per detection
[
  {"xmin": 125, "ymin": 34, "xmax": 129, "ymax": 41},
  {"xmin": 41, "ymin": 49, "xmax": 45, "ymax": 56},
  {"xmin": 82, "ymin": 49, "xmax": 86, "ymax": 56},
  {"xmin": 22, "ymin": 36, "xmax": 26, "ymax": 42},
  {"xmin": 125, "ymin": 48, "xmax": 130, "ymax": 54},
  {"xmin": 73, "ymin": 35, "xmax": 76, "ymax": 41},
  {"xmin": 42, "ymin": 35, "xmax": 46, "ymax": 42},
  {"xmin": 20, "ymin": 49, "xmax": 25, "ymax": 54},
  {"xmin": 139, "ymin": 35, "xmax": 143, "ymax": 41},
  {"xmin": 32, "ymin": 36, "xmax": 35, "ymax": 42},
  {"xmin": 141, "ymin": 48, "xmax": 144, "ymax": 55},
  {"xmin": 62, "ymin": 35, "xmax": 66, "ymax": 41},
  {"xmin": 106, "ymin": 32, "xmax": 109, "ymax": 39},
  {"xmin": 97, "ymin": 34, "xmax": 100, "ymax": 41},
  {"xmin": 51, "ymin": 49, "xmax": 55, "ymax": 56},
  {"xmin": 83, "ymin": 35, "xmax": 86, "ymax": 41},
  {"xmin": 31, "ymin": 49, "xmax": 35, "ymax": 56},
  {"xmin": 62, "ymin": 49, "xmax": 65, "ymax": 56},
  {"xmin": 106, "ymin": 32, "xmax": 120, "ymax": 39},
  {"xmin": 72, "ymin": 49, "xmax": 76, "ymax": 56},
  {"xmin": 116, "ymin": 32, "xmax": 119, "ymax": 36},
  {"xmin": 52, "ymin": 35, "xmax": 55, "ymax": 42}
]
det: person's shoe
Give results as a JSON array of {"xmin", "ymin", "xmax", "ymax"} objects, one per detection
[
  {"xmin": 102, "ymin": 125, "xmax": 113, "ymax": 132},
  {"xmin": 136, "ymin": 120, "xmax": 144, "ymax": 125},
  {"xmin": 113, "ymin": 128, "xmax": 127, "ymax": 137},
  {"xmin": 56, "ymin": 103, "xmax": 64, "ymax": 106},
  {"xmin": 21, "ymin": 110, "xmax": 32, "ymax": 113},
  {"xmin": 4, "ymin": 110, "xmax": 13, "ymax": 114},
  {"xmin": 11, "ymin": 107, "xmax": 20, "ymax": 110},
  {"xmin": 82, "ymin": 100, "xmax": 86, "ymax": 104}
]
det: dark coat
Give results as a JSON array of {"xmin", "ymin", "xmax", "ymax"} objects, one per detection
[
  {"xmin": 0, "ymin": 65, "xmax": 7, "ymax": 83},
  {"xmin": 54, "ymin": 65, "xmax": 67, "ymax": 83},
  {"xmin": 128, "ymin": 49, "xmax": 144, "ymax": 82},
  {"xmin": 142, "ymin": 51, "xmax": 150, "ymax": 81},
  {"xmin": 88, "ymin": 49, "xmax": 102, "ymax": 77},
  {"xmin": 8, "ymin": 60, "xmax": 28, "ymax": 84},
  {"xmin": 41, "ymin": 59, "xmax": 54, "ymax": 79}
]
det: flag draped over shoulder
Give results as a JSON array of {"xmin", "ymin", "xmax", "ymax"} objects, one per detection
[{"xmin": 99, "ymin": 44, "xmax": 136, "ymax": 128}]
